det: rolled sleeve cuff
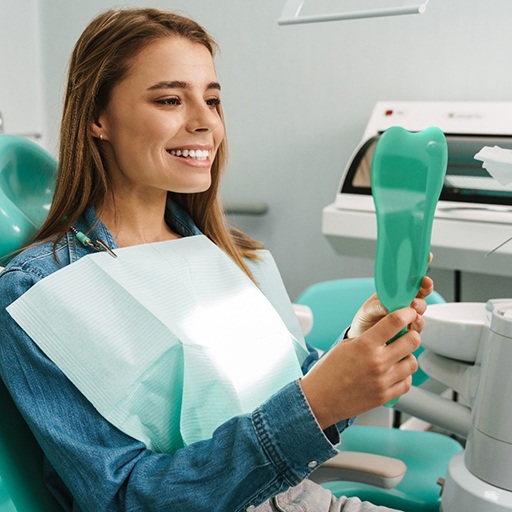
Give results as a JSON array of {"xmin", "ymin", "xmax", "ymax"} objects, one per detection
[{"xmin": 251, "ymin": 379, "xmax": 339, "ymax": 486}]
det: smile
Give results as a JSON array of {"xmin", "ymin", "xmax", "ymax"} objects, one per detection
[{"xmin": 168, "ymin": 149, "xmax": 210, "ymax": 161}]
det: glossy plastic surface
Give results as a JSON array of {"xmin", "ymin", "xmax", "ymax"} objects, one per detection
[
  {"xmin": 371, "ymin": 126, "xmax": 447, "ymax": 406},
  {"xmin": 0, "ymin": 135, "xmax": 57, "ymax": 264},
  {"xmin": 422, "ymin": 302, "xmax": 487, "ymax": 362},
  {"xmin": 371, "ymin": 126, "xmax": 447, "ymax": 313}
]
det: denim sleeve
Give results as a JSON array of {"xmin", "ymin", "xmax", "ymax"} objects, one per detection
[{"xmin": 0, "ymin": 269, "xmax": 339, "ymax": 512}]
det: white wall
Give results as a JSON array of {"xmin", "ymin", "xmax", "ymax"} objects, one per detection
[
  {"xmin": 34, "ymin": 0, "xmax": 512, "ymax": 300},
  {"xmin": 0, "ymin": 0, "xmax": 45, "ymax": 145}
]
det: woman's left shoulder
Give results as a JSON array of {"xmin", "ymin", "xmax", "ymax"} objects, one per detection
[{"xmin": 0, "ymin": 239, "xmax": 71, "ymax": 296}]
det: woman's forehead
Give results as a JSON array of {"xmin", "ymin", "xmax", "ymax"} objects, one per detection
[{"xmin": 123, "ymin": 36, "xmax": 217, "ymax": 88}]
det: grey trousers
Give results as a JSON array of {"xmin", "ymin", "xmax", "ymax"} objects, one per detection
[{"xmin": 254, "ymin": 480, "xmax": 402, "ymax": 512}]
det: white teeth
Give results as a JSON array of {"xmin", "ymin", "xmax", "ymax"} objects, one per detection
[{"xmin": 169, "ymin": 149, "xmax": 209, "ymax": 161}]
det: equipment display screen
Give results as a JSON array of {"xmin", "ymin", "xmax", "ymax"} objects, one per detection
[{"xmin": 341, "ymin": 134, "xmax": 512, "ymax": 206}]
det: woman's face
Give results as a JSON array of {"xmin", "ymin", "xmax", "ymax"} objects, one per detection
[{"xmin": 93, "ymin": 36, "xmax": 225, "ymax": 200}]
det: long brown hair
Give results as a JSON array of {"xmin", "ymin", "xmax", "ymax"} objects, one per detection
[{"xmin": 36, "ymin": 8, "xmax": 263, "ymax": 276}]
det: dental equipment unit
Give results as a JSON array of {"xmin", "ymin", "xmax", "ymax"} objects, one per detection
[
  {"xmin": 323, "ymin": 101, "xmax": 512, "ymax": 280},
  {"xmin": 393, "ymin": 297, "xmax": 512, "ymax": 511},
  {"xmin": 374, "ymin": 146, "xmax": 512, "ymax": 512},
  {"xmin": 394, "ymin": 147, "xmax": 512, "ymax": 511}
]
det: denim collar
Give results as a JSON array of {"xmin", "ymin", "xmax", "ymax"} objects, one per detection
[{"xmin": 67, "ymin": 198, "xmax": 202, "ymax": 264}]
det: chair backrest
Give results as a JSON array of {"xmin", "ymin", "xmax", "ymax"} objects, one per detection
[
  {"xmin": 0, "ymin": 135, "xmax": 61, "ymax": 510},
  {"xmin": 0, "ymin": 380, "xmax": 62, "ymax": 511},
  {"xmin": 0, "ymin": 135, "xmax": 57, "ymax": 264},
  {"xmin": 295, "ymin": 277, "xmax": 446, "ymax": 386}
]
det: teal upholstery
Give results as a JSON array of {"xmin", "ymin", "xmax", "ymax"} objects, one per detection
[
  {"xmin": 0, "ymin": 380, "xmax": 62, "ymax": 511},
  {"xmin": 0, "ymin": 135, "xmax": 57, "ymax": 264},
  {"xmin": 331, "ymin": 426, "xmax": 461, "ymax": 512},
  {"xmin": 0, "ymin": 135, "xmax": 61, "ymax": 510},
  {"xmin": 296, "ymin": 278, "xmax": 462, "ymax": 511}
]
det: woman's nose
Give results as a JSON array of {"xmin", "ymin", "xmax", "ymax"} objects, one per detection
[{"xmin": 187, "ymin": 101, "xmax": 221, "ymax": 133}]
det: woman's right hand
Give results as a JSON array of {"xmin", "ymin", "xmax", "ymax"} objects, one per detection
[
  {"xmin": 347, "ymin": 275, "xmax": 433, "ymax": 339},
  {"xmin": 299, "ymin": 306, "xmax": 421, "ymax": 430}
]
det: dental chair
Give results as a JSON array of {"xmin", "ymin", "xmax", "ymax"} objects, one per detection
[
  {"xmin": 296, "ymin": 278, "xmax": 463, "ymax": 512},
  {"xmin": 0, "ymin": 135, "xmax": 60, "ymax": 510}
]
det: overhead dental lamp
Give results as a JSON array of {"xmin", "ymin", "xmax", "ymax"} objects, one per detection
[{"xmin": 278, "ymin": 0, "xmax": 430, "ymax": 25}]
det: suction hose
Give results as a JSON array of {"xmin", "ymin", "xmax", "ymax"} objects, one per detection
[{"xmin": 394, "ymin": 386, "xmax": 471, "ymax": 439}]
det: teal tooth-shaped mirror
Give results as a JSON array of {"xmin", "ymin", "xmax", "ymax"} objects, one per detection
[{"xmin": 371, "ymin": 126, "xmax": 447, "ymax": 405}]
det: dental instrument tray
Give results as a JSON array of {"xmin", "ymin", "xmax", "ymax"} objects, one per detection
[{"xmin": 322, "ymin": 101, "xmax": 512, "ymax": 277}]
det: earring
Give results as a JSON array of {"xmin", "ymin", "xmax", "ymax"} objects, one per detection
[{"xmin": 99, "ymin": 134, "xmax": 103, "ymax": 141}]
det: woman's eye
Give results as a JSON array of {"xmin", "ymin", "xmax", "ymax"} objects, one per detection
[
  {"xmin": 156, "ymin": 97, "xmax": 181, "ymax": 106},
  {"xmin": 206, "ymin": 97, "xmax": 221, "ymax": 108}
]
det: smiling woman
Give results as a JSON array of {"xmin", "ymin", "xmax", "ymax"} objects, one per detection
[
  {"xmin": 0, "ymin": 7, "xmax": 430, "ymax": 512},
  {"xmin": 39, "ymin": 8, "xmax": 260, "ymax": 277}
]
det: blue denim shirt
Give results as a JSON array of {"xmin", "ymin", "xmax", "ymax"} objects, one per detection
[{"xmin": 0, "ymin": 201, "xmax": 349, "ymax": 512}]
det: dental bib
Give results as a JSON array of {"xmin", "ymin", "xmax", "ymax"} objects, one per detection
[{"xmin": 7, "ymin": 235, "xmax": 308, "ymax": 453}]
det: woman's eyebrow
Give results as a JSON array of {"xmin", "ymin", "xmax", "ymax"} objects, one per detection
[{"xmin": 147, "ymin": 80, "xmax": 221, "ymax": 91}]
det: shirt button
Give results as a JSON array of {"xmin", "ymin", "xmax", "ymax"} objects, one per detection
[
  {"xmin": 308, "ymin": 460, "xmax": 318, "ymax": 468},
  {"xmin": 247, "ymin": 506, "xmax": 256, "ymax": 511}
]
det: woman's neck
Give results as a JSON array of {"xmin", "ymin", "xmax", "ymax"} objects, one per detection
[{"xmin": 97, "ymin": 193, "xmax": 181, "ymax": 247}]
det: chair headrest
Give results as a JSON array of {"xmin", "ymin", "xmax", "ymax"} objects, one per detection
[{"xmin": 0, "ymin": 135, "xmax": 57, "ymax": 263}]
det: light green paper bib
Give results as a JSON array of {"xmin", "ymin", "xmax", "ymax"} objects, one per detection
[{"xmin": 7, "ymin": 236, "xmax": 307, "ymax": 453}]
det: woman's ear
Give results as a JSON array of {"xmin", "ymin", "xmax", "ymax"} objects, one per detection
[{"xmin": 90, "ymin": 116, "xmax": 108, "ymax": 141}]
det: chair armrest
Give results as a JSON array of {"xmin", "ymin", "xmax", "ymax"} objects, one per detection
[
  {"xmin": 292, "ymin": 303, "xmax": 313, "ymax": 336},
  {"xmin": 309, "ymin": 451, "xmax": 407, "ymax": 489}
]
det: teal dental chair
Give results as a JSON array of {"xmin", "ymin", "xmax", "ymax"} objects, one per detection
[
  {"xmin": 296, "ymin": 278, "xmax": 463, "ymax": 512},
  {"xmin": 0, "ymin": 135, "xmax": 60, "ymax": 511}
]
